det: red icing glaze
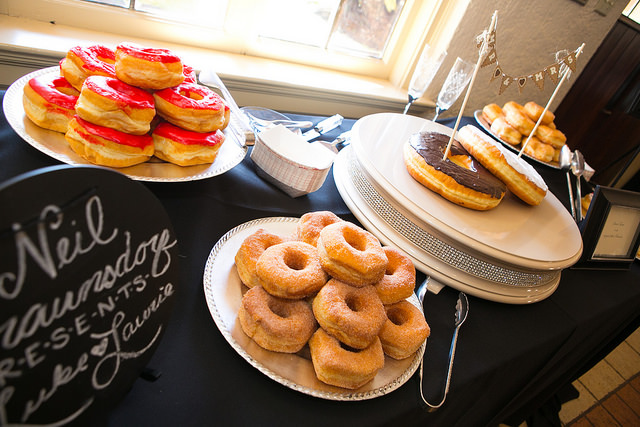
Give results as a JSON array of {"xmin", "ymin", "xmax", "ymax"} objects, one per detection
[
  {"xmin": 70, "ymin": 45, "xmax": 116, "ymax": 75},
  {"xmin": 28, "ymin": 75, "xmax": 79, "ymax": 110},
  {"xmin": 117, "ymin": 43, "xmax": 181, "ymax": 64},
  {"xmin": 153, "ymin": 122, "xmax": 224, "ymax": 146},
  {"xmin": 73, "ymin": 116, "xmax": 153, "ymax": 148},
  {"xmin": 84, "ymin": 76, "xmax": 155, "ymax": 110},
  {"xmin": 154, "ymin": 82, "xmax": 227, "ymax": 111},
  {"xmin": 182, "ymin": 65, "xmax": 197, "ymax": 83}
]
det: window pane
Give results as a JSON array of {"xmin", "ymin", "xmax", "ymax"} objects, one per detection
[
  {"xmin": 75, "ymin": 0, "xmax": 408, "ymax": 61},
  {"xmin": 135, "ymin": 0, "xmax": 228, "ymax": 29},
  {"xmin": 84, "ymin": 0, "xmax": 129, "ymax": 7},
  {"xmin": 328, "ymin": 0, "xmax": 407, "ymax": 58},
  {"xmin": 257, "ymin": 0, "xmax": 341, "ymax": 47},
  {"xmin": 623, "ymin": 1, "xmax": 640, "ymax": 24}
]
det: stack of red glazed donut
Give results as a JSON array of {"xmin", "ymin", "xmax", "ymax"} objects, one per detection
[
  {"xmin": 23, "ymin": 42, "xmax": 230, "ymax": 168},
  {"xmin": 235, "ymin": 211, "xmax": 430, "ymax": 390}
]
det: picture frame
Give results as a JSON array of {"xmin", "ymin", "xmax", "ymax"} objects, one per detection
[{"xmin": 573, "ymin": 185, "xmax": 640, "ymax": 270}]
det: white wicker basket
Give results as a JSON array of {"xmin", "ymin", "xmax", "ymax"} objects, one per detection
[{"xmin": 250, "ymin": 126, "xmax": 333, "ymax": 198}]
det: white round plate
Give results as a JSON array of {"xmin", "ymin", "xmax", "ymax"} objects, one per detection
[
  {"xmin": 350, "ymin": 113, "xmax": 581, "ymax": 271},
  {"xmin": 473, "ymin": 110, "xmax": 560, "ymax": 170},
  {"xmin": 333, "ymin": 146, "xmax": 561, "ymax": 304},
  {"xmin": 3, "ymin": 67, "xmax": 247, "ymax": 182},
  {"xmin": 202, "ymin": 217, "xmax": 425, "ymax": 400}
]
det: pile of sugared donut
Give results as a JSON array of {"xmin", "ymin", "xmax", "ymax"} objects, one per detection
[
  {"xmin": 234, "ymin": 211, "xmax": 430, "ymax": 390},
  {"xmin": 482, "ymin": 101, "xmax": 567, "ymax": 164},
  {"xmin": 22, "ymin": 43, "xmax": 229, "ymax": 168}
]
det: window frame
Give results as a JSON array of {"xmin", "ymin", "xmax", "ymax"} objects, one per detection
[{"xmin": 2, "ymin": 0, "xmax": 450, "ymax": 86}]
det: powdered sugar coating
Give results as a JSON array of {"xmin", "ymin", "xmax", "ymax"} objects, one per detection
[{"xmin": 458, "ymin": 125, "xmax": 548, "ymax": 192}]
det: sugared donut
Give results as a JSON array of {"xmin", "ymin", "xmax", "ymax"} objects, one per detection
[
  {"xmin": 235, "ymin": 229, "xmax": 285, "ymax": 289},
  {"xmin": 152, "ymin": 122, "xmax": 226, "ymax": 166},
  {"xmin": 316, "ymin": 222, "xmax": 388, "ymax": 287},
  {"xmin": 312, "ymin": 279, "xmax": 386, "ymax": 349},
  {"xmin": 373, "ymin": 246, "xmax": 416, "ymax": 305},
  {"xmin": 60, "ymin": 44, "xmax": 116, "ymax": 91},
  {"xmin": 75, "ymin": 75, "xmax": 156, "ymax": 135},
  {"xmin": 535, "ymin": 124, "xmax": 566, "ymax": 148},
  {"xmin": 255, "ymin": 241, "xmax": 329, "ymax": 299},
  {"xmin": 379, "ymin": 300, "xmax": 430, "ymax": 360},
  {"xmin": 481, "ymin": 103, "xmax": 503, "ymax": 125},
  {"xmin": 490, "ymin": 116, "xmax": 522, "ymax": 146},
  {"xmin": 65, "ymin": 116, "xmax": 154, "ymax": 167},
  {"xmin": 308, "ymin": 328, "xmax": 384, "ymax": 389},
  {"xmin": 524, "ymin": 101, "xmax": 555, "ymax": 125},
  {"xmin": 457, "ymin": 125, "xmax": 548, "ymax": 206},
  {"xmin": 115, "ymin": 42, "xmax": 184, "ymax": 90},
  {"xmin": 296, "ymin": 211, "xmax": 343, "ymax": 247},
  {"xmin": 238, "ymin": 286, "xmax": 316, "ymax": 353},
  {"xmin": 522, "ymin": 136, "xmax": 554, "ymax": 163},
  {"xmin": 403, "ymin": 131, "xmax": 507, "ymax": 210},
  {"xmin": 503, "ymin": 101, "xmax": 535, "ymax": 136},
  {"xmin": 23, "ymin": 74, "xmax": 79, "ymax": 133},
  {"xmin": 153, "ymin": 82, "xmax": 230, "ymax": 133}
]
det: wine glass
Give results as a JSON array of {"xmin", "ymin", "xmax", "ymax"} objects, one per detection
[
  {"xmin": 432, "ymin": 57, "xmax": 475, "ymax": 121},
  {"xmin": 403, "ymin": 44, "xmax": 447, "ymax": 114}
]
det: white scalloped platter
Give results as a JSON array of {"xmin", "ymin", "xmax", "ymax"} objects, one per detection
[
  {"xmin": 3, "ymin": 67, "xmax": 247, "ymax": 182},
  {"xmin": 202, "ymin": 217, "xmax": 425, "ymax": 400}
]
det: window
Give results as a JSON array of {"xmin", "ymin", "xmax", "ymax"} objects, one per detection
[
  {"xmin": 3, "ymin": 0, "xmax": 452, "ymax": 86},
  {"xmin": 623, "ymin": 0, "xmax": 640, "ymax": 24},
  {"xmin": 82, "ymin": 0, "xmax": 406, "ymax": 59}
]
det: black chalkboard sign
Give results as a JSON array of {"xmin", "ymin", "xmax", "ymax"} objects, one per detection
[{"xmin": 0, "ymin": 165, "xmax": 179, "ymax": 426}]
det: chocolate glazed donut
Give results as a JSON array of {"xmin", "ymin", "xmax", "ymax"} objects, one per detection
[{"xmin": 403, "ymin": 131, "xmax": 506, "ymax": 210}]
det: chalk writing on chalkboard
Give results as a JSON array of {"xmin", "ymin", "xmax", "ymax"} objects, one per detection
[{"xmin": 0, "ymin": 166, "xmax": 178, "ymax": 425}]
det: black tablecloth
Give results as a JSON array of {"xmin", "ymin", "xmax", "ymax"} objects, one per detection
[{"xmin": 1, "ymin": 90, "xmax": 639, "ymax": 427}]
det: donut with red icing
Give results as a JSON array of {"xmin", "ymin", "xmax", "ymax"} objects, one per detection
[
  {"xmin": 152, "ymin": 122, "xmax": 226, "ymax": 166},
  {"xmin": 182, "ymin": 64, "xmax": 197, "ymax": 83},
  {"xmin": 153, "ymin": 82, "xmax": 230, "ymax": 132},
  {"xmin": 23, "ymin": 74, "xmax": 79, "ymax": 133},
  {"xmin": 115, "ymin": 42, "xmax": 184, "ymax": 90},
  {"xmin": 65, "ymin": 116, "xmax": 154, "ymax": 167},
  {"xmin": 60, "ymin": 45, "xmax": 116, "ymax": 91},
  {"xmin": 75, "ymin": 75, "xmax": 156, "ymax": 135}
]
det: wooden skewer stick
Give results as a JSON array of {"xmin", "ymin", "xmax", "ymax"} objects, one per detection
[
  {"xmin": 518, "ymin": 43, "xmax": 585, "ymax": 158},
  {"xmin": 442, "ymin": 10, "xmax": 498, "ymax": 161}
]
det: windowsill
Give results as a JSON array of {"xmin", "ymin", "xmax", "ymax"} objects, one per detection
[{"xmin": 0, "ymin": 15, "xmax": 434, "ymax": 118}]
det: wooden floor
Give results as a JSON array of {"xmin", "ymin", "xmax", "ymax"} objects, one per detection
[
  {"xmin": 560, "ymin": 326, "xmax": 640, "ymax": 426},
  {"xmin": 500, "ymin": 326, "xmax": 640, "ymax": 427},
  {"xmin": 563, "ymin": 375, "xmax": 640, "ymax": 426}
]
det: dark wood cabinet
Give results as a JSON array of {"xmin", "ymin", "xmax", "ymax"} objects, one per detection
[{"xmin": 555, "ymin": 17, "xmax": 640, "ymax": 190}]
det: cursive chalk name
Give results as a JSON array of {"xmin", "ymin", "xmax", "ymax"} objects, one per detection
[
  {"xmin": 92, "ymin": 284, "xmax": 172, "ymax": 390},
  {"xmin": 0, "ymin": 195, "xmax": 118, "ymax": 300},
  {"xmin": 0, "ymin": 228, "xmax": 176, "ymax": 351},
  {"xmin": 0, "ymin": 186, "xmax": 178, "ymax": 425}
]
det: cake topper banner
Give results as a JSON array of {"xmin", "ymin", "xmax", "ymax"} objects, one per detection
[{"xmin": 477, "ymin": 29, "xmax": 580, "ymax": 94}]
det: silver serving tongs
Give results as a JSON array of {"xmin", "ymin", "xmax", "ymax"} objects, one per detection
[{"xmin": 418, "ymin": 279, "xmax": 469, "ymax": 411}]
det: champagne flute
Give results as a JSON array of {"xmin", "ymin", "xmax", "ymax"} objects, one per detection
[
  {"xmin": 432, "ymin": 57, "xmax": 475, "ymax": 121},
  {"xmin": 403, "ymin": 44, "xmax": 447, "ymax": 114}
]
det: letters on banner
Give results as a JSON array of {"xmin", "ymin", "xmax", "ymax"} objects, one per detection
[{"xmin": 477, "ymin": 29, "xmax": 580, "ymax": 94}]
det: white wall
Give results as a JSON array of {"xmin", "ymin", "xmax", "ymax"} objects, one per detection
[{"xmin": 424, "ymin": 0, "xmax": 629, "ymax": 119}]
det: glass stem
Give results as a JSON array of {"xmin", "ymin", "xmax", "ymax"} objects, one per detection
[
  {"xmin": 403, "ymin": 95, "xmax": 417, "ymax": 115},
  {"xmin": 433, "ymin": 106, "xmax": 442, "ymax": 121}
]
